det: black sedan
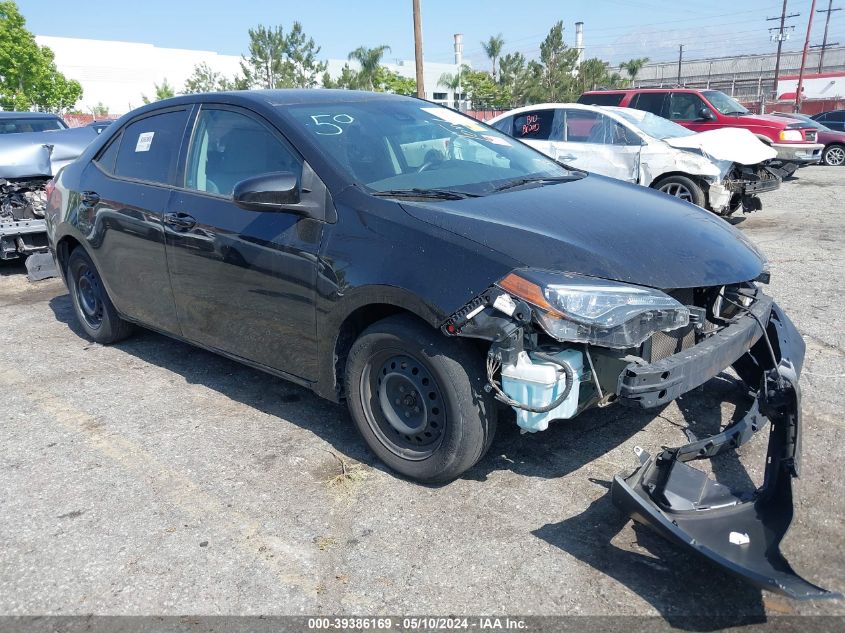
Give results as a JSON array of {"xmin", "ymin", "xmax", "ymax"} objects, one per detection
[{"xmin": 45, "ymin": 90, "xmax": 836, "ymax": 599}]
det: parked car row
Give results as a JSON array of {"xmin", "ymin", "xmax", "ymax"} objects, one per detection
[
  {"xmin": 578, "ymin": 88, "xmax": 825, "ymax": 170},
  {"xmin": 488, "ymin": 103, "xmax": 780, "ymax": 216},
  {"xmin": 37, "ymin": 89, "xmax": 838, "ymax": 600}
]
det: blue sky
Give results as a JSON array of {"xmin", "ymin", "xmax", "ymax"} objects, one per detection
[{"xmin": 19, "ymin": 0, "xmax": 840, "ymax": 68}]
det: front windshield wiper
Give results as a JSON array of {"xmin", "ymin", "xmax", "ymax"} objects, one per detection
[
  {"xmin": 371, "ymin": 188, "xmax": 481, "ymax": 200},
  {"xmin": 491, "ymin": 174, "xmax": 584, "ymax": 193}
]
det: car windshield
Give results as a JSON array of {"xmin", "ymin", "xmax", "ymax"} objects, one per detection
[
  {"xmin": 702, "ymin": 90, "xmax": 749, "ymax": 115},
  {"xmin": 611, "ymin": 109, "xmax": 695, "ymax": 140},
  {"xmin": 282, "ymin": 99, "xmax": 574, "ymax": 196}
]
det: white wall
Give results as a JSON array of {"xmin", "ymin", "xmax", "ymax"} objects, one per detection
[
  {"xmin": 38, "ymin": 35, "xmax": 466, "ymax": 115},
  {"xmin": 37, "ymin": 35, "xmax": 243, "ymax": 115}
]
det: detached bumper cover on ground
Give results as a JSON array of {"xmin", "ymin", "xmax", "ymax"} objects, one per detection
[{"xmin": 612, "ymin": 299, "xmax": 840, "ymax": 599}]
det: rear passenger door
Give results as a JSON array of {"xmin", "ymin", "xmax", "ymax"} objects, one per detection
[
  {"xmin": 507, "ymin": 108, "xmax": 562, "ymax": 158},
  {"xmin": 629, "ymin": 92, "xmax": 668, "ymax": 118},
  {"xmin": 164, "ymin": 105, "xmax": 324, "ymax": 380},
  {"xmin": 81, "ymin": 106, "xmax": 191, "ymax": 334}
]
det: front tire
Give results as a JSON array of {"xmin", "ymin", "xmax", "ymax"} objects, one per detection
[
  {"xmin": 67, "ymin": 247, "xmax": 134, "ymax": 344},
  {"xmin": 344, "ymin": 315, "xmax": 496, "ymax": 483},
  {"xmin": 822, "ymin": 144, "xmax": 845, "ymax": 166},
  {"xmin": 653, "ymin": 175, "xmax": 706, "ymax": 208}
]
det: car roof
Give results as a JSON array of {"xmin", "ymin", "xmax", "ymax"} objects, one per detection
[
  {"xmin": 0, "ymin": 111, "xmax": 64, "ymax": 119},
  {"xmin": 581, "ymin": 88, "xmax": 712, "ymax": 94},
  {"xmin": 144, "ymin": 89, "xmax": 414, "ymax": 109}
]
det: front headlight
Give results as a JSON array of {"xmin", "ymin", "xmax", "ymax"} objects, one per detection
[
  {"xmin": 498, "ymin": 270, "xmax": 690, "ymax": 349},
  {"xmin": 779, "ymin": 129, "xmax": 803, "ymax": 141}
]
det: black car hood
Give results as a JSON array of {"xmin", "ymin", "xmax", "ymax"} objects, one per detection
[{"xmin": 400, "ymin": 174, "xmax": 766, "ymax": 289}]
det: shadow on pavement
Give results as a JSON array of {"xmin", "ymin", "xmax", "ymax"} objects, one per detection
[{"xmin": 49, "ymin": 292, "xmax": 768, "ymax": 625}]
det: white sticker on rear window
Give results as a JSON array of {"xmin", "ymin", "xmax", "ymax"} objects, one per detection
[{"xmin": 135, "ymin": 132, "xmax": 154, "ymax": 152}]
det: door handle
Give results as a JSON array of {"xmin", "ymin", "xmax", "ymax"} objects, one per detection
[
  {"xmin": 163, "ymin": 212, "xmax": 197, "ymax": 230},
  {"xmin": 80, "ymin": 191, "xmax": 100, "ymax": 206}
]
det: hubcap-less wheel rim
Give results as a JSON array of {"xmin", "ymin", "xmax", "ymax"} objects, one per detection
[
  {"xmin": 360, "ymin": 352, "xmax": 446, "ymax": 460},
  {"xmin": 659, "ymin": 182, "xmax": 694, "ymax": 202},
  {"xmin": 825, "ymin": 146, "xmax": 845, "ymax": 166},
  {"xmin": 75, "ymin": 264, "xmax": 104, "ymax": 330}
]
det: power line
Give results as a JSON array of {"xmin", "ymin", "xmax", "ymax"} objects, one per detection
[
  {"xmin": 768, "ymin": 0, "xmax": 800, "ymax": 98},
  {"xmin": 813, "ymin": 0, "xmax": 842, "ymax": 71}
]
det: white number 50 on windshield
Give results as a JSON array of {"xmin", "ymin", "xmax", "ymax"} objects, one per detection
[{"xmin": 310, "ymin": 114, "xmax": 354, "ymax": 135}]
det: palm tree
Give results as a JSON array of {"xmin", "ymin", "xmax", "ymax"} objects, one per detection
[
  {"xmin": 438, "ymin": 71, "xmax": 461, "ymax": 108},
  {"xmin": 348, "ymin": 45, "xmax": 391, "ymax": 91},
  {"xmin": 481, "ymin": 34, "xmax": 505, "ymax": 82},
  {"xmin": 619, "ymin": 57, "xmax": 650, "ymax": 85}
]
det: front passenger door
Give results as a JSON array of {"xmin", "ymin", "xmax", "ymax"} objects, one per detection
[
  {"xmin": 557, "ymin": 109, "xmax": 641, "ymax": 182},
  {"xmin": 164, "ymin": 106, "xmax": 324, "ymax": 380}
]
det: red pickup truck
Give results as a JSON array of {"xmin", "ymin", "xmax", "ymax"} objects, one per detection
[{"xmin": 578, "ymin": 88, "xmax": 823, "ymax": 171}]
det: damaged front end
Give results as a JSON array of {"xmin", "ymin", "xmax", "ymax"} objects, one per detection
[
  {"xmin": 443, "ymin": 271, "xmax": 839, "ymax": 599},
  {"xmin": 710, "ymin": 163, "xmax": 783, "ymax": 215},
  {"xmin": 0, "ymin": 126, "xmax": 97, "ymax": 267}
]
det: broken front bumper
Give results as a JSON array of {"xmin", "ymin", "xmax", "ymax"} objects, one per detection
[{"xmin": 612, "ymin": 300, "xmax": 840, "ymax": 599}]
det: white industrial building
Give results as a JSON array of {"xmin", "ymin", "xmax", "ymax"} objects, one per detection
[{"xmin": 36, "ymin": 35, "xmax": 465, "ymax": 116}]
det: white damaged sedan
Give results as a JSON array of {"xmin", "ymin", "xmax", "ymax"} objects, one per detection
[{"xmin": 489, "ymin": 103, "xmax": 781, "ymax": 216}]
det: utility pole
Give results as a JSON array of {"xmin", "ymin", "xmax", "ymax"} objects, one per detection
[
  {"xmin": 813, "ymin": 0, "xmax": 841, "ymax": 72},
  {"xmin": 795, "ymin": 0, "xmax": 819, "ymax": 112},
  {"xmin": 768, "ymin": 0, "xmax": 800, "ymax": 99},
  {"xmin": 676, "ymin": 45, "xmax": 683, "ymax": 85},
  {"xmin": 412, "ymin": 0, "xmax": 425, "ymax": 99}
]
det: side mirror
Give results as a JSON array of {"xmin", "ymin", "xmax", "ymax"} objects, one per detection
[
  {"xmin": 699, "ymin": 107, "xmax": 716, "ymax": 121},
  {"xmin": 233, "ymin": 172, "xmax": 300, "ymax": 211}
]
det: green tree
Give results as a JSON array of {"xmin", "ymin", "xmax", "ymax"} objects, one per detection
[
  {"xmin": 376, "ymin": 68, "xmax": 417, "ymax": 95},
  {"xmin": 322, "ymin": 64, "xmax": 360, "ymax": 89},
  {"xmin": 241, "ymin": 22, "xmax": 326, "ymax": 89},
  {"xmin": 91, "ymin": 102, "xmax": 108, "ymax": 117},
  {"xmin": 184, "ymin": 62, "xmax": 227, "ymax": 93},
  {"xmin": 0, "ymin": 1, "xmax": 82, "ymax": 111},
  {"xmin": 437, "ymin": 69, "xmax": 463, "ymax": 108},
  {"xmin": 481, "ymin": 34, "xmax": 505, "ymax": 82},
  {"xmin": 284, "ymin": 22, "xmax": 327, "ymax": 88},
  {"xmin": 619, "ymin": 57, "xmax": 650, "ymax": 84},
  {"xmin": 347, "ymin": 45, "xmax": 391, "ymax": 91},
  {"xmin": 536, "ymin": 21, "xmax": 579, "ymax": 102},
  {"xmin": 141, "ymin": 78, "xmax": 175, "ymax": 104}
]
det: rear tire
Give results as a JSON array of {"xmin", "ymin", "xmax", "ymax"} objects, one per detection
[
  {"xmin": 653, "ymin": 175, "xmax": 706, "ymax": 208},
  {"xmin": 67, "ymin": 247, "xmax": 134, "ymax": 344},
  {"xmin": 344, "ymin": 315, "xmax": 496, "ymax": 483},
  {"xmin": 822, "ymin": 144, "xmax": 845, "ymax": 166}
]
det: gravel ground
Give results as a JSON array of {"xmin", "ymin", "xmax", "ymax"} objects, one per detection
[{"xmin": 0, "ymin": 166, "xmax": 843, "ymax": 624}]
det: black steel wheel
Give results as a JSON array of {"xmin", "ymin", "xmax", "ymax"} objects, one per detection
[
  {"xmin": 345, "ymin": 315, "xmax": 496, "ymax": 483},
  {"xmin": 67, "ymin": 247, "xmax": 134, "ymax": 344},
  {"xmin": 362, "ymin": 352, "xmax": 446, "ymax": 460}
]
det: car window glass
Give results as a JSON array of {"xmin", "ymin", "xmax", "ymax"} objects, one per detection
[
  {"xmin": 186, "ymin": 109, "xmax": 301, "ymax": 196},
  {"xmin": 0, "ymin": 118, "xmax": 65, "ymax": 134},
  {"xmin": 283, "ymin": 101, "xmax": 567, "ymax": 194},
  {"xmin": 512, "ymin": 109, "xmax": 559, "ymax": 141},
  {"xmin": 830, "ymin": 111, "xmax": 845, "ymax": 122},
  {"xmin": 94, "ymin": 132, "xmax": 122, "ymax": 173},
  {"xmin": 565, "ymin": 110, "xmax": 620, "ymax": 144},
  {"xmin": 113, "ymin": 110, "xmax": 189, "ymax": 185},
  {"xmin": 630, "ymin": 92, "xmax": 667, "ymax": 117},
  {"xmin": 577, "ymin": 93, "xmax": 624, "ymax": 106},
  {"xmin": 490, "ymin": 116, "xmax": 512, "ymax": 134},
  {"xmin": 668, "ymin": 93, "xmax": 705, "ymax": 121}
]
